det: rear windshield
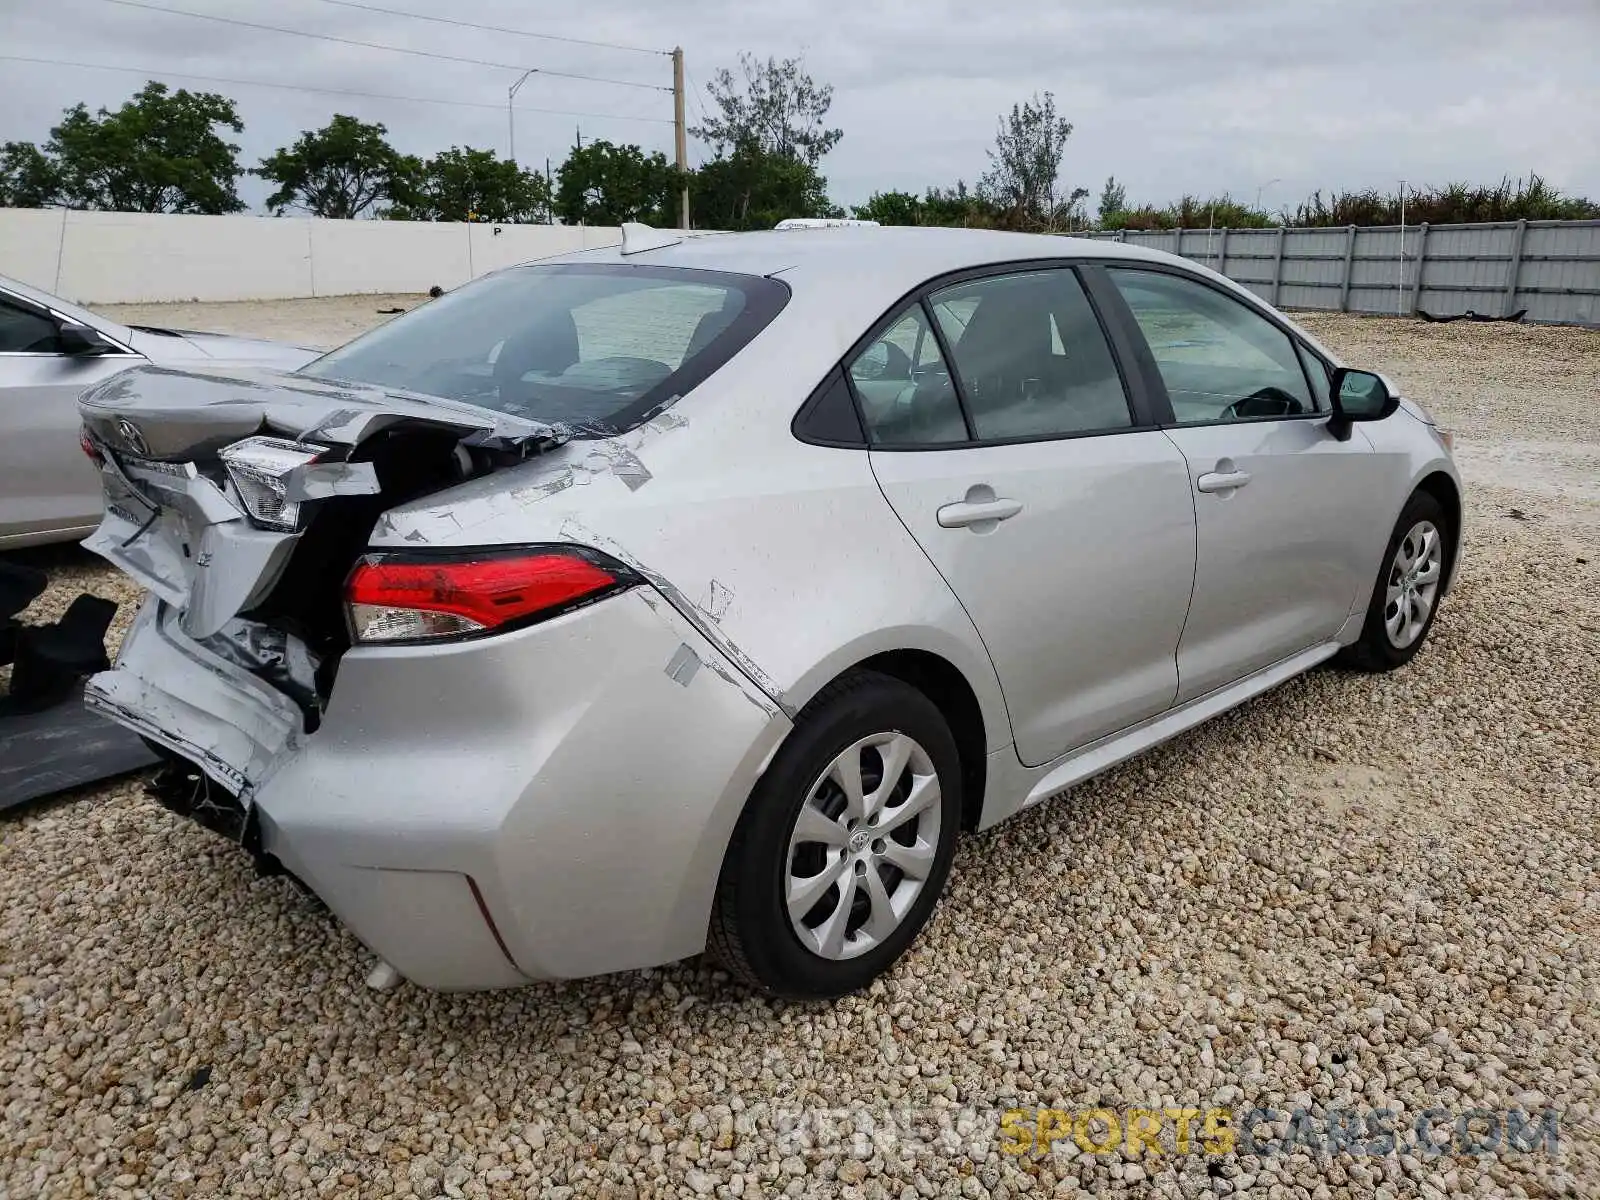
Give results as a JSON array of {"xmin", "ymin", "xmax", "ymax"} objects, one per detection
[{"xmin": 300, "ymin": 263, "xmax": 789, "ymax": 436}]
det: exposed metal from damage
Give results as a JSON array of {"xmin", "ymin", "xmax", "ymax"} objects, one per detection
[
  {"xmin": 664, "ymin": 642, "xmax": 701, "ymax": 686},
  {"xmin": 282, "ymin": 460, "xmax": 381, "ymax": 502},
  {"xmin": 701, "ymin": 580, "xmax": 734, "ymax": 623},
  {"xmin": 196, "ymin": 618, "xmax": 322, "ymax": 719}
]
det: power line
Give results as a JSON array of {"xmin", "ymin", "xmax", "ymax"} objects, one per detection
[
  {"xmin": 0, "ymin": 54, "xmax": 673, "ymax": 124},
  {"xmin": 684, "ymin": 67, "xmax": 712, "ymax": 129},
  {"xmin": 306, "ymin": 0, "xmax": 668, "ymax": 57},
  {"xmin": 90, "ymin": 0, "xmax": 673, "ymax": 92}
]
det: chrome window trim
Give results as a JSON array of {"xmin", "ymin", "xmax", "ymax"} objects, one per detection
[{"xmin": 0, "ymin": 282, "xmax": 140, "ymax": 357}]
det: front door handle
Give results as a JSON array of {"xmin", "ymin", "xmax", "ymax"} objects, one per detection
[
  {"xmin": 1196, "ymin": 470, "xmax": 1252, "ymax": 493},
  {"xmin": 937, "ymin": 495, "xmax": 1023, "ymax": 529}
]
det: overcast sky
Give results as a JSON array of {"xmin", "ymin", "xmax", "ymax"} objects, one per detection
[{"xmin": 3, "ymin": 0, "xmax": 1598, "ymax": 215}]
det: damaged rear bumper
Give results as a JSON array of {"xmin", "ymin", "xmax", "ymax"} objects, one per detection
[
  {"xmin": 87, "ymin": 586, "xmax": 791, "ymax": 990},
  {"xmin": 86, "ymin": 600, "xmax": 305, "ymax": 794}
]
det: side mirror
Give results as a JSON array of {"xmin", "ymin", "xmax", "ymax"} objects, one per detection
[
  {"xmin": 57, "ymin": 322, "xmax": 116, "ymax": 356},
  {"xmin": 1327, "ymin": 367, "xmax": 1400, "ymax": 441}
]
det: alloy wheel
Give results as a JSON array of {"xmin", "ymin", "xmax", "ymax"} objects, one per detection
[
  {"xmin": 1384, "ymin": 519, "xmax": 1443, "ymax": 648},
  {"xmin": 784, "ymin": 732, "xmax": 942, "ymax": 961}
]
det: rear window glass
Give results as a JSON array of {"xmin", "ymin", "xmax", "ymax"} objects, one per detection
[{"xmin": 300, "ymin": 263, "xmax": 788, "ymax": 436}]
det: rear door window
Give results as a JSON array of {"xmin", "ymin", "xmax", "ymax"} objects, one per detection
[
  {"xmin": 928, "ymin": 268, "xmax": 1133, "ymax": 440},
  {"xmin": 301, "ymin": 264, "xmax": 789, "ymax": 436}
]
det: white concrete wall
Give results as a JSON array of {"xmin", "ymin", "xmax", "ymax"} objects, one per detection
[
  {"xmin": 0, "ymin": 208, "xmax": 623, "ymax": 303},
  {"xmin": 308, "ymin": 218, "xmax": 467, "ymax": 296},
  {"xmin": 0, "ymin": 208, "xmax": 67, "ymax": 293}
]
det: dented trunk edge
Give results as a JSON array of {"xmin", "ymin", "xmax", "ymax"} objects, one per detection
[
  {"xmin": 78, "ymin": 365, "xmax": 571, "ymax": 700},
  {"xmin": 78, "ymin": 363, "xmax": 561, "ymax": 461}
]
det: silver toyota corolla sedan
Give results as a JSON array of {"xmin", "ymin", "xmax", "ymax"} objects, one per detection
[
  {"xmin": 0, "ymin": 272, "xmax": 317, "ymax": 548},
  {"xmin": 77, "ymin": 226, "xmax": 1461, "ymax": 997}
]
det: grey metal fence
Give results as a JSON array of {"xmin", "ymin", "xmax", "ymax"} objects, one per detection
[{"xmin": 1084, "ymin": 219, "xmax": 1600, "ymax": 326}]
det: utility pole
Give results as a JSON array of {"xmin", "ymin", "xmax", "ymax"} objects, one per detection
[
  {"xmin": 507, "ymin": 69, "xmax": 536, "ymax": 164},
  {"xmin": 672, "ymin": 46, "xmax": 689, "ymax": 229},
  {"xmin": 1397, "ymin": 179, "xmax": 1407, "ymax": 317}
]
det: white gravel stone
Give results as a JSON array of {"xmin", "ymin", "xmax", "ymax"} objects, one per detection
[{"xmin": 2, "ymin": 306, "xmax": 1597, "ymax": 1198}]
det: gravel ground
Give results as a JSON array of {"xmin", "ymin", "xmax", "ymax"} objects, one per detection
[
  {"xmin": 2, "ymin": 304, "xmax": 1597, "ymax": 1198},
  {"xmin": 99, "ymin": 295, "xmax": 425, "ymax": 352}
]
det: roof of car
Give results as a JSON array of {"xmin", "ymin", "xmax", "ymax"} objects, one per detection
[{"xmin": 547, "ymin": 225, "xmax": 1190, "ymax": 293}]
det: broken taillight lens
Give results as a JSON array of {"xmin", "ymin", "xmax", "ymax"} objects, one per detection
[
  {"xmin": 79, "ymin": 427, "xmax": 104, "ymax": 465},
  {"xmin": 344, "ymin": 546, "xmax": 637, "ymax": 644},
  {"xmin": 218, "ymin": 436, "xmax": 328, "ymax": 531}
]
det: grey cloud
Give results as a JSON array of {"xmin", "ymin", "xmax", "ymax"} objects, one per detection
[{"xmin": 1, "ymin": 0, "xmax": 1595, "ymax": 213}]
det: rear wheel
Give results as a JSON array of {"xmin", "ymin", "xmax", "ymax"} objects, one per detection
[
  {"xmin": 1337, "ymin": 489, "xmax": 1450, "ymax": 672},
  {"xmin": 708, "ymin": 671, "xmax": 961, "ymax": 998}
]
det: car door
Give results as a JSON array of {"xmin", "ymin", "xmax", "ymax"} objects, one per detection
[
  {"xmin": 1098, "ymin": 266, "xmax": 1396, "ymax": 702},
  {"xmin": 861, "ymin": 264, "xmax": 1197, "ymax": 767},
  {"xmin": 0, "ymin": 288, "xmax": 139, "ymax": 545}
]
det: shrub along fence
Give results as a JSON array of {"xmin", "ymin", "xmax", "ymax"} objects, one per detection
[{"xmin": 1085, "ymin": 219, "xmax": 1600, "ymax": 327}]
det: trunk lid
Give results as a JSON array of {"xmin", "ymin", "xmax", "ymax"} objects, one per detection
[{"xmin": 79, "ymin": 364, "xmax": 562, "ymax": 641}]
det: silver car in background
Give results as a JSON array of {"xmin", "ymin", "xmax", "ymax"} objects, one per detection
[
  {"xmin": 0, "ymin": 273, "xmax": 317, "ymax": 548},
  {"xmin": 76, "ymin": 226, "xmax": 1461, "ymax": 997}
]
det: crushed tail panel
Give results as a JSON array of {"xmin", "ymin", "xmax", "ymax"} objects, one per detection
[
  {"xmin": 78, "ymin": 364, "xmax": 563, "ymax": 639},
  {"xmin": 85, "ymin": 600, "xmax": 305, "ymax": 797}
]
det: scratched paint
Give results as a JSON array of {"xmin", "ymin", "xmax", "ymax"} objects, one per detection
[{"xmin": 558, "ymin": 517, "xmax": 789, "ymax": 719}]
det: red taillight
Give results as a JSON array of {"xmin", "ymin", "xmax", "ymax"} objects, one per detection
[
  {"xmin": 344, "ymin": 547, "xmax": 633, "ymax": 644},
  {"xmin": 80, "ymin": 427, "xmax": 104, "ymax": 465}
]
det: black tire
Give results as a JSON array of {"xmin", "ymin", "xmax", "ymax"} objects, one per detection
[
  {"xmin": 1336, "ymin": 489, "xmax": 1451, "ymax": 672},
  {"xmin": 708, "ymin": 670, "xmax": 962, "ymax": 998}
]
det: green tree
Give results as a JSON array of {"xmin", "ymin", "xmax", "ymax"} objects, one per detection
[
  {"xmin": 1287, "ymin": 175, "xmax": 1598, "ymax": 226},
  {"xmin": 921, "ymin": 182, "xmax": 1001, "ymax": 228},
  {"xmin": 1103, "ymin": 194, "xmax": 1274, "ymax": 231},
  {"xmin": 978, "ymin": 91, "xmax": 1086, "ymax": 231},
  {"xmin": 1097, "ymin": 175, "xmax": 1127, "ymax": 226},
  {"xmin": 691, "ymin": 144, "xmax": 836, "ymax": 230},
  {"xmin": 387, "ymin": 147, "xmax": 549, "ymax": 222},
  {"xmin": 852, "ymin": 184, "xmax": 1000, "ymax": 228},
  {"xmin": 45, "ymin": 81, "xmax": 245, "ymax": 213},
  {"xmin": 851, "ymin": 189, "xmax": 923, "ymax": 225},
  {"xmin": 555, "ymin": 140, "xmax": 675, "ymax": 226},
  {"xmin": 0, "ymin": 142, "xmax": 61, "ymax": 208},
  {"xmin": 256, "ymin": 115, "xmax": 410, "ymax": 219},
  {"xmin": 691, "ymin": 53, "xmax": 842, "ymax": 167}
]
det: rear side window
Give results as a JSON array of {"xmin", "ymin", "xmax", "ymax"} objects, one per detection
[
  {"xmin": 847, "ymin": 304, "xmax": 968, "ymax": 446},
  {"xmin": 301, "ymin": 263, "xmax": 788, "ymax": 436},
  {"xmin": 928, "ymin": 268, "xmax": 1132, "ymax": 439}
]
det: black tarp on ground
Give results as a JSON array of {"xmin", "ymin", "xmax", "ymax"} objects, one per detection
[
  {"xmin": 1, "ymin": 557, "xmax": 159, "ymax": 812},
  {"xmin": 0, "ymin": 682, "xmax": 160, "ymax": 812}
]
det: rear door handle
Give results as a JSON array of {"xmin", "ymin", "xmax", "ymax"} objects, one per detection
[
  {"xmin": 937, "ymin": 497, "xmax": 1023, "ymax": 528},
  {"xmin": 1196, "ymin": 470, "xmax": 1252, "ymax": 493}
]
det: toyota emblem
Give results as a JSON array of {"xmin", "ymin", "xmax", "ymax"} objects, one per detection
[{"xmin": 115, "ymin": 417, "xmax": 149, "ymax": 457}]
